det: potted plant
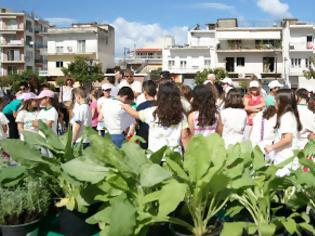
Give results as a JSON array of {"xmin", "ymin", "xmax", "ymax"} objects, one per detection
[
  {"xmin": 221, "ymin": 145, "xmax": 314, "ymax": 236},
  {"xmin": 0, "ymin": 122, "xmax": 103, "ymax": 236},
  {"xmin": 0, "ymin": 176, "xmax": 50, "ymax": 236}
]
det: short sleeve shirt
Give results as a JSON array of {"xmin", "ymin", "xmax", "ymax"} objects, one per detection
[
  {"xmin": 16, "ymin": 110, "xmax": 39, "ymax": 133},
  {"xmin": 139, "ymin": 107, "xmax": 188, "ymax": 152},
  {"xmin": 37, "ymin": 107, "xmax": 59, "ymax": 133}
]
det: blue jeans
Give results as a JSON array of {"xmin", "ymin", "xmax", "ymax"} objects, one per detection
[{"xmin": 110, "ymin": 134, "xmax": 125, "ymax": 148}]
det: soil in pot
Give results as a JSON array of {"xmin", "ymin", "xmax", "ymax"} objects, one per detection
[{"xmin": 0, "ymin": 219, "xmax": 39, "ymax": 236}]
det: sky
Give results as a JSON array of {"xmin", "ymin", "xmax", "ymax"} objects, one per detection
[{"xmin": 1, "ymin": 0, "xmax": 314, "ymax": 57}]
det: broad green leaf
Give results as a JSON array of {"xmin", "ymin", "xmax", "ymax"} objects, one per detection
[
  {"xmin": 281, "ymin": 218, "xmax": 297, "ymax": 234},
  {"xmin": 39, "ymin": 121, "xmax": 64, "ymax": 150},
  {"xmin": 150, "ymin": 146, "xmax": 167, "ymax": 164},
  {"xmin": 108, "ymin": 195, "xmax": 136, "ymax": 236},
  {"xmin": 258, "ymin": 223, "xmax": 276, "ymax": 236},
  {"xmin": 64, "ymin": 129, "xmax": 75, "ymax": 161},
  {"xmin": 86, "ymin": 207, "xmax": 111, "ymax": 224},
  {"xmin": 0, "ymin": 166, "xmax": 26, "ymax": 184},
  {"xmin": 299, "ymin": 222, "xmax": 315, "ymax": 235},
  {"xmin": 62, "ymin": 157, "xmax": 108, "ymax": 184},
  {"xmin": 230, "ymin": 171, "xmax": 253, "ymax": 189},
  {"xmin": 221, "ymin": 222, "xmax": 244, "ymax": 236},
  {"xmin": 166, "ymin": 158, "xmax": 189, "ymax": 181},
  {"xmin": 252, "ymin": 146, "xmax": 265, "ymax": 170},
  {"xmin": 140, "ymin": 163, "xmax": 172, "ymax": 187},
  {"xmin": 184, "ymin": 135, "xmax": 213, "ymax": 182}
]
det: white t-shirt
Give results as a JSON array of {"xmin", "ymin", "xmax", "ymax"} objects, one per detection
[
  {"xmin": 0, "ymin": 112, "xmax": 9, "ymax": 140},
  {"xmin": 96, "ymin": 97, "xmax": 108, "ymax": 131},
  {"xmin": 61, "ymin": 86, "xmax": 73, "ymax": 103},
  {"xmin": 221, "ymin": 108, "xmax": 247, "ymax": 147},
  {"xmin": 119, "ymin": 80, "xmax": 142, "ymax": 94},
  {"xmin": 250, "ymin": 111, "xmax": 276, "ymax": 148},
  {"xmin": 37, "ymin": 107, "xmax": 58, "ymax": 133},
  {"xmin": 72, "ymin": 103, "xmax": 91, "ymax": 143},
  {"xmin": 16, "ymin": 110, "xmax": 39, "ymax": 139},
  {"xmin": 273, "ymin": 112, "xmax": 299, "ymax": 177},
  {"xmin": 139, "ymin": 106, "xmax": 188, "ymax": 152},
  {"xmin": 110, "ymin": 85, "xmax": 119, "ymax": 97},
  {"xmin": 136, "ymin": 93, "xmax": 146, "ymax": 107},
  {"xmin": 181, "ymin": 97, "xmax": 191, "ymax": 113},
  {"xmin": 102, "ymin": 99, "xmax": 135, "ymax": 135},
  {"xmin": 297, "ymin": 105, "xmax": 315, "ymax": 149}
]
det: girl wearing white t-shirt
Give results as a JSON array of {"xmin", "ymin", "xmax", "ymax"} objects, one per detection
[
  {"xmin": 188, "ymin": 84, "xmax": 223, "ymax": 137},
  {"xmin": 265, "ymin": 89, "xmax": 302, "ymax": 177},
  {"xmin": 122, "ymin": 80, "xmax": 190, "ymax": 153},
  {"xmin": 0, "ymin": 112, "xmax": 9, "ymax": 140},
  {"xmin": 249, "ymin": 106, "xmax": 277, "ymax": 151},
  {"xmin": 15, "ymin": 92, "xmax": 39, "ymax": 140},
  {"xmin": 33, "ymin": 90, "xmax": 59, "ymax": 133},
  {"xmin": 221, "ymin": 89, "xmax": 247, "ymax": 147}
]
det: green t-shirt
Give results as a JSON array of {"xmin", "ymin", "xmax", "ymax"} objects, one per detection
[
  {"xmin": 2, "ymin": 99, "xmax": 22, "ymax": 115},
  {"xmin": 265, "ymin": 95, "xmax": 275, "ymax": 107}
]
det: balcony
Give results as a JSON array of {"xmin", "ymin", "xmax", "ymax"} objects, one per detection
[
  {"xmin": 2, "ymin": 57, "xmax": 25, "ymax": 63},
  {"xmin": 125, "ymin": 55, "xmax": 162, "ymax": 65},
  {"xmin": 0, "ymin": 25, "xmax": 24, "ymax": 32},
  {"xmin": 0, "ymin": 39, "xmax": 24, "ymax": 47},
  {"xmin": 167, "ymin": 66, "xmax": 210, "ymax": 74},
  {"xmin": 289, "ymin": 42, "xmax": 314, "ymax": 51},
  {"xmin": 217, "ymin": 40, "xmax": 282, "ymax": 52}
]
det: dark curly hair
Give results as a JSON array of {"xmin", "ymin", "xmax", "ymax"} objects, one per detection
[
  {"xmin": 191, "ymin": 84, "xmax": 218, "ymax": 127},
  {"xmin": 154, "ymin": 80, "xmax": 184, "ymax": 127}
]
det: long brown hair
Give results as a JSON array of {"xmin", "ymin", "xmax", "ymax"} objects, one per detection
[
  {"xmin": 191, "ymin": 84, "xmax": 217, "ymax": 127},
  {"xmin": 275, "ymin": 89, "xmax": 302, "ymax": 131},
  {"xmin": 154, "ymin": 80, "xmax": 184, "ymax": 127}
]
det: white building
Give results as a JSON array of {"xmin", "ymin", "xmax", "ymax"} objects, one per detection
[
  {"xmin": 162, "ymin": 18, "xmax": 315, "ymax": 88},
  {"xmin": 0, "ymin": 8, "xmax": 48, "ymax": 76},
  {"xmin": 46, "ymin": 22, "xmax": 115, "ymax": 77}
]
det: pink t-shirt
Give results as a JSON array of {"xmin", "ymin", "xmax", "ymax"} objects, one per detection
[{"xmin": 90, "ymin": 101, "xmax": 98, "ymax": 127}]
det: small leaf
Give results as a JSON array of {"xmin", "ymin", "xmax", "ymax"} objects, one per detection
[
  {"xmin": 221, "ymin": 222, "xmax": 245, "ymax": 236},
  {"xmin": 140, "ymin": 163, "xmax": 172, "ymax": 187}
]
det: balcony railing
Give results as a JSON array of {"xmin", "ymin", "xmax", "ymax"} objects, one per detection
[
  {"xmin": 289, "ymin": 42, "xmax": 314, "ymax": 50},
  {"xmin": 0, "ymin": 25, "xmax": 24, "ymax": 30},
  {"xmin": 217, "ymin": 41, "xmax": 282, "ymax": 51},
  {"xmin": 0, "ymin": 39, "xmax": 24, "ymax": 46}
]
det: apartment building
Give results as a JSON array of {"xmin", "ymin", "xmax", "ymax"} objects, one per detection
[
  {"xmin": 34, "ymin": 18, "xmax": 49, "ymax": 74},
  {"xmin": 162, "ymin": 18, "xmax": 315, "ymax": 88},
  {"xmin": 46, "ymin": 22, "xmax": 115, "ymax": 77}
]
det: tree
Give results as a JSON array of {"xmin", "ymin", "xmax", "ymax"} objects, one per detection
[
  {"xmin": 149, "ymin": 68, "xmax": 162, "ymax": 81},
  {"xmin": 195, "ymin": 67, "xmax": 228, "ymax": 86},
  {"xmin": 304, "ymin": 57, "xmax": 315, "ymax": 79},
  {"xmin": 62, "ymin": 56, "xmax": 104, "ymax": 88}
]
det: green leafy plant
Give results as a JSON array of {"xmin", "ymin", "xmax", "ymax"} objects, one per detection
[
  {"xmin": 304, "ymin": 57, "xmax": 315, "ymax": 79},
  {"xmin": 0, "ymin": 177, "xmax": 50, "ymax": 225},
  {"xmin": 222, "ymin": 146, "xmax": 314, "ymax": 236},
  {"xmin": 0, "ymin": 122, "xmax": 101, "ymax": 213},
  {"xmin": 195, "ymin": 68, "xmax": 228, "ymax": 86}
]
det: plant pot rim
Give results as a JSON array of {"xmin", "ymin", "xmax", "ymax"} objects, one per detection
[
  {"xmin": 169, "ymin": 223, "xmax": 222, "ymax": 236},
  {"xmin": 0, "ymin": 219, "xmax": 40, "ymax": 228}
]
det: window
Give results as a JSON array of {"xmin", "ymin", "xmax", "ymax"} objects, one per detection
[
  {"xmin": 237, "ymin": 57, "xmax": 245, "ymax": 67},
  {"xmin": 307, "ymin": 35, "xmax": 313, "ymax": 49},
  {"xmin": 77, "ymin": 40, "xmax": 86, "ymax": 53},
  {"xmin": 56, "ymin": 46, "xmax": 64, "ymax": 53},
  {"xmin": 7, "ymin": 65, "xmax": 17, "ymax": 75},
  {"xmin": 263, "ymin": 57, "xmax": 275, "ymax": 72},
  {"xmin": 180, "ymin": 60, "xmax": 187, "ymax": 68},
  {"xmin": 26, "ymin": 20, "xmax": 33, "ymax": 32},
  {"xmin": 291, "ymin": 58, "xmax": 301, "ymax": 68},
  {"xmin": 6, "ymin": 19, "xmax": 17, "ymax": 29},
  {"xmin": 7, "ymin": 50, "xmax": 20, "ymax": 61},
  {"xmin": 105, "ymin": 36, "xmax": 109, "ymax": 45},
  {"xmin": 168, "ymin": 60, "xmax": 175, "ymax": 68},
  {"xmin": 56, "ymin": 61, "xmax": 64, "ymax": 68},
  {"xmin": 307, "ymin": 35, "xmax": 313, "ymax": 42},
  {"xmin": 204, "ymin": 59, "xmax": 211, "ymax": 66},
  {"xmin": 306, "ymin": 58, "xmax": 310, "ymax": 68}
]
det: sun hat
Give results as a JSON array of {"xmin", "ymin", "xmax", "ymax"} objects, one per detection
[
  {"xmin": 249, "ymin": 80, "xmax": 260, "ymax": 88},
  {"xmin": 36, "ymin": 90, "xmax": 55, "ymax": 99},
  {"xmin": 268, "ymin": 80, "xmax": 284, "ymax": 89},
  {"xmin": 23, "ymin": 92, "xmax": 37, "ymax": 101},
  {"xmin": 221, "ymin": 78, "xmax": 233, "ymax": 86},
  {"xmin": 101, "ymin": 83, "xmax": 113, "ymax": 91}
]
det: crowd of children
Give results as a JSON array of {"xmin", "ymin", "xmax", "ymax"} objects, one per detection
[{"xmin": 1, "ymin": 70, "xmax": 315, "ymax": 176}]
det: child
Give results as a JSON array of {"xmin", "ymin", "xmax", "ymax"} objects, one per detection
[
  {"xmin": 102, "ymin": 86, "xmax": 135, "ymax": 148},
  {"xmin": 264, "ymin": 89, "xmax": 302, "ymax": 177},
  {"xmin": 71, "ymin": 88, "xmax": 92, "ymax": 147},
  {"xmin": 135, "ymin": 80, "xmax": 157, "ymax": 149},
  {"xmin": 34, "ymin": 90, "xmax": 59, "ymax": 133},
  {"xmin": 249, "ymin": 106, "xmax": 277, "ymax": 158},
  {"xmin": 296, "ymin": 88, "xmax": 314, "ymax": 149},
  {"xmin": 0, "ymin": 97, "xmax": 9, "ymax": 140},
  {"xmin": 122, "ymin": 80, "xmax": 190, "ymax": 153},
  {"xmin": 89, "ymin": 90, "xmax": 98, "ymax": 131},
  {"xmin": 221, "ymin": 89, "xmax": 248, "ymax": 147},
  {"xmin": 15, "ymin": 92, "xmax": 38, "ymax": 140},
  {"xmin": 188, "ymin": 84, "xmax": 223, "ymax": 137},
  {"xmin": 97, "ymin": 83, "xmax": 113, "ymax": 136}
]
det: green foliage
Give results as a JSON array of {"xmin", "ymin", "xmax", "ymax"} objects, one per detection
[
  {"xmin": 0, "ymin": 177, "xmax": 51, "ymax": 225},
  {"xmin": 149, "ymin": 68, "xmax": 162, "ymax": 81},
  {"xmin": 195, "ymin": 67, "xmax": 228, "ymax": 86},
  {"xmin": 9, "ymin": 70, "xmax": 40, "ymax": 92},
  {"xmin": 304, "ymin": 57, "xmax": 315, "ymax": 79},
  {"xmin": 62, "ymin": 56, "xmax": 103, "ymax": 87}
]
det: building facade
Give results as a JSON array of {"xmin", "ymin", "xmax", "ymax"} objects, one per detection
[
  {"xmin": 0, "ymin": 8, "xmax": 48, "ymax": 76},
  {"xmin": 162, "ymin": 18, "xmax": 315, "ymax": 88},
  {"xmin": 46, "ymin": 22, "xmax": 115, "ymax": 77}
]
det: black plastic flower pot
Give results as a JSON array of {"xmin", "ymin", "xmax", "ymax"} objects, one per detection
[
  {"xmin": 147, "ymin": 223, "xmax": 172, "ymax": 236},
  {"xmin": 58, "ymin": 208, "xmax": 99, "ymax": 236},
  {"xmin": 169, "ymin": 223, "xmax": 222, "ymax": 236},
  {"xmin": 0, "ymin": 219, "xmax": 39, "ymax": 236}
]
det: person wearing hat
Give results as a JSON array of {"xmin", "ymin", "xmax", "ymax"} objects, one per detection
[
  {"xmin": 203, "ymin": 73, "xmax": 216, "ymax": 85},
  {"xmin": 244, "ymin": 80, "xmax": 266, "ymax": 127},
  {"xmin": 96, "ymin": 83, "xmax": 113, "ymax": 136},
  {"xmin": 33, "ymin": 90, "xmax": 58, "ymax": 134},
  {"xmin": 265, "ymin": 80, "xmax": 283, "ymax": 107},
  {"xmin": 221, "ymin": 78, "xmax": 234, "ymax": 94},
  {"xmin": 15, "ymin": 92, "xmax": 39, "ymax": 140}
]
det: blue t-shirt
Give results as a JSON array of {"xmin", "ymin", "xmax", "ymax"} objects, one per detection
[{"xmin": 3, "ymin": 99, "xmax": 22, "ymax": 115}]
